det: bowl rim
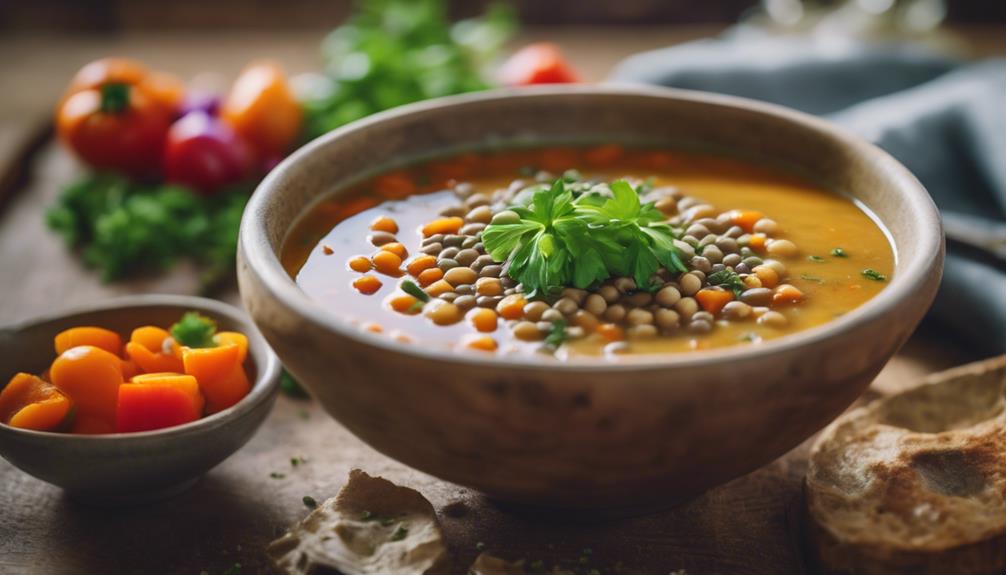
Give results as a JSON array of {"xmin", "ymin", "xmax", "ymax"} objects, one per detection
[
  {"xmin": 0, "ymin": 294, "xmax": 282, "ymax": 441},
  {"xmin": 240, "ymin": 84, "xmax": 944, "ymax": 372}
]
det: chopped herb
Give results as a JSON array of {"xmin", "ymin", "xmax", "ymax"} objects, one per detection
[
  {"xmin": 482, "ymin": 178, "xmax": 686, "ymax": 297},
  {"xmin": 543, "ymin": 319, "xmax": 568, "ymax": 349},
  {"xmin": 279, "ymin": 370, "xmax": 309, "ymax": 398},
  {"xmin": 270, "ymin": 472, "xmax": 286, "ymax": 479},
  {"xmin": 862, "ymin": 268, "xmax": 887, "ymax": 282},
  {"xmin": 831, "ymin": 247, "xmax": 848, "ymax": 257},
  {"xmin": 476, "ymin": 541, "xmax": 486, "ymax": 551},
  {"xmin": 800, "ymin": 274, "xmax": 824, "ymax": 283},
  {"xmin": 390, "ymin": 525, "xmax": 408, "ymax": 541},
  {"xmin": 291, "ymin": 456, "xmax": 307, "ymax": 467},
  {"xmin": 706, "ymin": 269, "xmax": 745, "ymax": 297},
  {"xmin": 170, "ymin": 311, "xmax": 217, "ymax": 348},
  {"xmin": 740, "ymin": 332, "xmax": 760, "ymax": 342},
  {"xmin": 380, "ymin": 516, "xmax": 396, "ymax": 526},
  {"xmin": 400, "ymin": 279, "xmax": 430, "ymax": 302},
  {"xmin": 302, "ymin": 496, "xmax": 318, "ymax": 509},
  {"xmin": 360, "ymin": 510, "xmax": 373, "ymax": 520},
  {"xmin": 222, "ymin": 563, "xmax": 242, "ymax": 575},
  {"xmin": 807, "ymin": 255, "xmax": 826, "ymax": 263}
]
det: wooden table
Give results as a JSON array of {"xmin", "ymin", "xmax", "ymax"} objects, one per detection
[{"xmin": 0, "ymin": 25, "xmax": 998, "ymax": 575}]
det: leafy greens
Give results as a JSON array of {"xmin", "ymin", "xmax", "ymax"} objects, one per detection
[{"xmin": 482, "ymin": 179, "xmax": 687, "ymax": 298}]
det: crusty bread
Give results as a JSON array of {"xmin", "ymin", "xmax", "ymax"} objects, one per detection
[{"xmin": 806, "ymin": 354, "xmax": 1006, "ymax": 575}]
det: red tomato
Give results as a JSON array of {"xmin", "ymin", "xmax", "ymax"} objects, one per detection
[
  {"xmin": 498, "ymin": 43, "xmax": 580, "ymax": 86},
  {"xmin": 163, "ymin": 111, "xmax": 252, "ymax": 194},
  {"xmin": 56, "ymin": 84, "xmax": 173, "ymax": 177}
]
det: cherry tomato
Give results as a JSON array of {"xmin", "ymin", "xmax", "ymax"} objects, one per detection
[
  {"xmin": 498, "ymin": 43, "xmax": 580, "ymax": 86},
  {"xmin": 220, "ymin": 61, "xmax": 302, "ymax": 160},
  {"xmin": 163, "ymin": 111, "xmax": 251, "ymax": 194},
  {"xmin": 56, "ymin": 83, "xmax": 173, "ymax": 177}
]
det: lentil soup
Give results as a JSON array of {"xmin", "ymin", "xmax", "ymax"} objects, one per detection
[{"xmin": 283, "ymin": 146, "xmax": 893, "ymax": 358}]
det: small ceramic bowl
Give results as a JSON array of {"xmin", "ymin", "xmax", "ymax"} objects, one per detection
[
  {"xmin": 0, "ymin": 295, "xmax": 281, "ymax": 504},
  {"xmin": 238, "ymin": 86, "xmax": 943, "ymax": 510}
]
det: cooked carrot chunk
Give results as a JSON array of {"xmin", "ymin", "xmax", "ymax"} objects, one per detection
[
  {"xmin": 117, "ymin": 374, "xmax": 205, "ymax": 433},
  {"xmin": 0, "ymin": 373, "xmax": 73, "ymax": 431},
  {"xmin": 388, "ymin": 294, "xmax": 420, "ymax": 314},
  {"xmin": 596, "ymin": 323, "xmax": 625, "ymax": 342},
  {"xmin": 54, "ymin": 326, "xmax": 122, "ymax": 356},
  {"xmin": 50, "ymin": 345, "xmax": 123, "ymax": 429},
  {"xmin": 182, "ymin": 344, "xmax": 249, "ymax": 414},
  {"xmin": 462, "ymin": 335, "xmax": 497, "ymax": 352},
  {"xmin": 407, "ymin": 255, "xmax": 437, "ymax": 277},
  {"xmin": 496, "ymin": 295, "xmax": 526, "ymax": 320},
  {"xmin": 348, "ymin": 256, "xmax": 372, "ymax": 273},
  {"xmin": 747, "ymin": 233, "xmax": 767, "ymax": 251},
  {"xmin": 353, "ymin": 275, "xmax": 383, "ymax": 294},
  {"xmin": 126, "ymin": 326, "xmax": 184, "ymax": 373},
  {"xmin": 214, "ymin": 331, "xmax": 249, "ymax": 364},
  {"xmin": 696, "ymin": 288, "xmax": 734, "ymax": 316},
  {"xmin": 421, "ymin": 217, "xmax": 464, "ymax": 237},
  {"xmin": 469, "ymin": 308, "xmax": 498, "ymax": 333},
  {"xmin": 416, "ymin": 267, "xmax": 444, "ymax": 287},
  {"xmin": 380, "ymin": 242, "xmax": 408, "ymax": 259},
  {"xmin": 370, "ymin": 215, "xmax": 399, "ymax": 234},
  {"xmin": 424, "ymin": 279, "xmax": 454, "ymax": 297},
  {"xmin": 731, "ymin": 211, "xmax": 764, "ymax": 233},
  {"xmin": 372, "ymin": 250, "xmax": 403, "ymax": 275}
]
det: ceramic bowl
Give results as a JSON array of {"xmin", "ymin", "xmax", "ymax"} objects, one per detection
[
  {"xmin": 0, "ymin": 295, "xmax": 281, "ymax": 504},
  {"xmin": 238, "ymin": 86, "xmax": 943, "ymax": 510}
]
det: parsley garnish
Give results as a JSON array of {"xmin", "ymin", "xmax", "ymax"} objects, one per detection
[
  {"xmin": 482, "ymin": 178, "xmax": 686, "ymax": 297},
  {"xmin": 800, "ymin": 274, "xmax": 824, "ymax": 283},
  {"xmin": 170, "ymin": 311, "xmax": 217, "ymax": 348},
  {"xmin": 543, "ymin": 320, "xmax": 567, "ymax": 349},
  {"xmin": 270, "ymin": 472, "xmax": 286, "ymax": 479},
  {"xmin": 706, "ymin": 269, "xmax": 745, "ymax": 297},
  {"xmin": 862, "ymin": 269, "xmax": 886, "ymax": 281},
  {"xmin": 303, "ymin": 496, "xmax": 318, "ymax": 509},
  {"xmin": 831, "ymin": 247, "xmax": 848, "ymax": 257},
  {"xmin": 390, "ymin": 525, "xmax": 408, "ymax": 541},
  {"xmin": 807, "ymin": 255, "xmax": 826, "ymax": 263}
]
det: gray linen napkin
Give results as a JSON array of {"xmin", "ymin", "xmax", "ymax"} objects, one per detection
[{"xmin": 610, "ymin": 35, "xmax": 1006, "ymax": 353}]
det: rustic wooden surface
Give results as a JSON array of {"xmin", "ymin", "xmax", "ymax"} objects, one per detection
[{"xmin": 0, "ymin": 25, "xmax": 1000, "ymax": 575}]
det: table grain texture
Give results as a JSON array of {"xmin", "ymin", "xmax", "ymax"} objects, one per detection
[{"xmin": 0, "ymin": 25, "xmax": 1001, "ymax": 575}]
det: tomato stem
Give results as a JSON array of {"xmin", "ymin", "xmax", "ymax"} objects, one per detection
[{"xmin": 99, "ymin": 83, "xmax": 130, "ymax": 114}]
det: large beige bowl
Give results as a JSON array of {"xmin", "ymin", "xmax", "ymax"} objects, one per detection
[{"xmin": 238, "ymin": 87, "xmax": 943, "ymax": 509}]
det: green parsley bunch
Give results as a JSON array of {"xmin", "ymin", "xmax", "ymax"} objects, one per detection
[{"xmin": 482, "ymin": 179, "xmax": 687, "ymax": 298}]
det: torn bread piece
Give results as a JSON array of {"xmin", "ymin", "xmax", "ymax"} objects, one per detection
[
  {"xmin": 806, "ymin": 354, "xmax": 1006, "ymax": 575},
  {"xmin": 268, "ymin": 469, "xmax": 448, "ymax": 575}
]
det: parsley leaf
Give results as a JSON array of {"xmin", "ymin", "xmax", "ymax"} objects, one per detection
[
  {"xmin": 170, "ymin": 312, "xmax": 217, "ymax": 348},
  {"xmin": 706, "ymin": 269, "xmax": 745, "ymax": 297},
  {"xmin": 482, "ymin": 178, "xmax": 685, "ymax": 296},
  {"xmin": 862, "ymin": 268, "xmax": 887, "ymax": 281}
]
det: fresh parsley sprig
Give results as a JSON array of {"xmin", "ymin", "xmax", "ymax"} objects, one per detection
[{"xmin": 482, "ymin": 178, "xmax": 686, "ymax": 297}]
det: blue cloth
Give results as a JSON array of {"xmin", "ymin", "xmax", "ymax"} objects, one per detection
[{"xmin": 610, "ymin": 34, "xmax": 1006, "ymax": 354}]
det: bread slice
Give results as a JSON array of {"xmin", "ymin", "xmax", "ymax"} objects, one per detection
[{"xmin": 806, "ymin": 354, "xmax": 1006, "ymax": 575}]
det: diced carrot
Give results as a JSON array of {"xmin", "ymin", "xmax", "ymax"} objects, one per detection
[
  {"xmin": 126, "ymin": 326, "xmax": 184, "ymax": 373},
  {"xmin": 0, "ymin": 373, "xmax": 73, "ymax": 431},
  {"xmin": 696, "ymin": 288, "xmax": 735, "ymax": 316},
  {"xmin": 373, "ymin": 172, "xmax": 417, "ymax": 199},
  {"xmin": 348, "ymin": 256, "xmax": 372, "ymax": 273},
  {"xmin": 54, "ymin": 326, "xmax": 122, "ymax": 356},
  {"xmin": 406, "ymin": 255, "xmax": 437, "ymax": 277},
  {"xmin": 50, "ymin": 345, "xmax": 123, "ymax": 427},
  {"xmin": 425, "ymin": 279, "xmax": 454, "ymax": 297},
  {"xmin": 584, "ymin": 144, "xmax": 623, "ymax": 168},
  {"xmin": 322, "ymin": 245, "xmax": 334, "ymax": 255},
  {"xmin": 421, "ymin": 217, "xmax": 464, "ymax": 237},
  {"xmin": 388, "ymin": 294, "xmax": 420, "ymax": 314},
  {"xmin": 496, "ymin": 295, "xmax": 526, "ymax": 320},
  {"xmin": 417, "ymin": 267, "xmax": 444, "ymax": 287},
  {"xmin": 380, "ymin": 242, "xmax": 408, "ymax": 259},
  {"xmin": 117, "ymin": 374, "xmax": 204, "ymax": 432},
  {"xmin": 469, "ymin": 308, "xmax": 498, "ymax": 333},
  {"xmin": 462, "ymin": 335, "xmax": 497, "ymax": 352},
  {"xmin": 182, "ymin": 344, "xmax": 248, "ymax": 413},
  {"xmin": 353, "ymin": 275, "xmax": 383, "ymax": 295},
  {"xmin": 214, "ymin": 331, "xmax": 248, "ymax": 364},
  {"xmin": 731, "ymin": 211, "xmax": 764, "ymax": 233},
  {"xmin": 370, "ymin": 215, "xmax": 399, "ymax": 234},
  {"xmin": 362, "ymin": 322, "xmax": 383, "ymax": 333},
  {"xmin": 596, "ymin": 323, "xmax": 625, "ymax": 342},
  {"xmin": 773, "ymin": 284, "xmax": 805, "ymax": 305},
  {"xmin": 752, "ymin": 265, "xmax": 779, "ymax": 288},
  {"xmin": 371, "ymin": 250, "xmax": 403, "ymax": 276},
  {"xmin": 747, "ymin": 233, "xmax": 767, "ymax": 251}
]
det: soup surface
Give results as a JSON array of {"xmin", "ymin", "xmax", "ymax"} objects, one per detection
[{"xmin": 284, "ymin": 146, "xmax": 893, "ymax": 358}]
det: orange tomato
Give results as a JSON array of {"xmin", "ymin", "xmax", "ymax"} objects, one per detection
[{"xmin": 220, "ymin": 61, "xmax": 302, "ymax": 160}]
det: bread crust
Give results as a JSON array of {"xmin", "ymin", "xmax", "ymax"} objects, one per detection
[{"xmin": 805, "ymin": 355, "xmax": 1006, "ymax": 575}]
